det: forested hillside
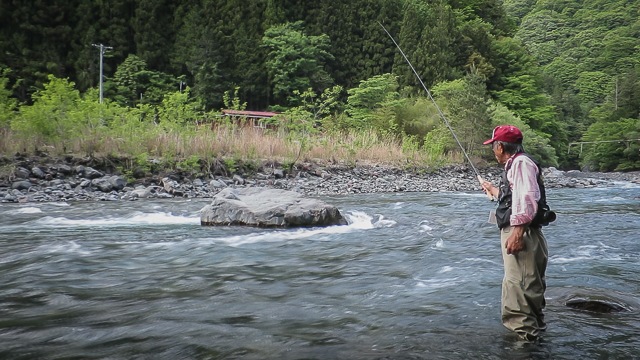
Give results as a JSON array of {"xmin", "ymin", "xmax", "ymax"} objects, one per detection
[
  {"xmin": 0, "ymin": 0, "xmax": 638, "ymax": 170},
  {"xmin": 0, "ymin": 0, "xmax": 513, "ymax": 108},
  {"xmin": 504, "ymin": 0, "xmax": 640, "ymax": 170}
]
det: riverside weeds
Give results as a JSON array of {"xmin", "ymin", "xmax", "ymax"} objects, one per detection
[{"xmin": 0, "ymin": 123, "xmax": 458, "ymax": 169}]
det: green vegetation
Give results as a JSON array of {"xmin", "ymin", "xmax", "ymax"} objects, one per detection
[
  {"xmin": 262, "ymin": 21, "xmax": 334, "ymax": 106},
  {"xmin": 505, "ymin": 0, "xmax": 640, "ymax": 170},
  {"xmin": 0, "ymin": 0, "xmax": 638, "ymax": 171}
]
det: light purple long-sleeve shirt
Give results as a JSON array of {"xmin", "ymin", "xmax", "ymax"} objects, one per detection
[{"xmin": 505, "ymin": 154, "xmax": 540, "ymax": 226}]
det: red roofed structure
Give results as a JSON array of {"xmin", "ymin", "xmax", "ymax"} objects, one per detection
[{"xmin": 220, "ymin": 109, "xmax": 280, "ymax": 129}]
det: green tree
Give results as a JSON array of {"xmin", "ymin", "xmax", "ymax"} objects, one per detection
[
  {"xmin": 0, "ymin": 68, "xmax": 17, "ymax": 128},
  {"xmin": 305, "ymin": 0, "xmax": 391, "ymax": 91},
  {"xmin": 575, "ymin": 71, "xmax": 612, "ymax": 105},
  {"xmin": 394, "ymin": 0, "xmax": 428, "ymax": 91},
  {"xmin": 416, "ymin": 0, "xmax": 462, "ymax": 84},
  {"xmin": 0, "ymin": 0, "xmax": 79, "ymax": 102},
  {"xmin": 451, "ymin": 0, "xmax": 515, "ymax": 37},
  {"xmin": 12, "ymin": 75, "xmax": 82, "ymax": 147},
  {"xmin": 94, "ymin": 0, "xmax": 137, "ymax": 72},
  {"xmin": 545, "ymin": 76, "xmax": 585, "ymax": 167},
  {"xmin": 502, "ymin": 0, "xmax": 536, "ymax": 25},
  {"xmin": 70, "ymin": 1, "xmax": 100, "ymax": 92},
  {"xmin": 286, "ymin": 85, "xmax": 344, "ymax": 129},
  {"xmin": 108, "ymin": 54, "xmax": 177, "ymax": 106},
  {"xmin": 490, "ymin": 37, "xmax": 565, "ymax": 156},
  {"xmin": 394, "ymin": 0, "xmax": 462, "ymax": 91},
  {"xmin": 588, "ymin": 68, "xmax": 640, "ymax": 124},
  {"xmin": 132, "ymin": 0, "xmax": 177, "ymax": 70},
  {"xmin": 613, "ymin": 69, "xmax": 640, "ymax": 120},
  {"xmin": 489, "ymin": 103, "xmax": 558, "ymax": 167},
  {"xmin": 172, "ymin": 0, "xmax": 226, "ymax": 110},
  {"xmin": 345, "ymin": 73, "xmax": 405, "ymax": 133},
  {"xmin": 544, "ymin": 54, "xmax": 582, "ymax": 91},
  {"xmin": 508, "ymin": 0, "xmax": 640, "ymax": 169},
  {"xmin": 73, "ymin": 89, "xmax": 128, "ymax": 157},
  {"xmin": 222, "ymin": 87, "xmax": 247, "ymax": 111},
  {"xmin": 595, "ymin": 32, "xmax": 640, "ymax": 72},
  {"xmin": 516, "ymin": 10, "xmax": 574, "ymax": 66},
  {"xmin": 432, "ymin": 73, "xmax": 492, "ymax": 156},
  {"xmin": 157, "ymin": 88, "xmax": 203, "ymax": 129},
  {"xmin": 223, "ymin": 1, "xmax": 270, "ymax": 109},
  {"xmin": 264, "ymin": 0, "xmax": 287, "ymax": 27},
  {"xmin": 262, "ymin": 21, "xmax": 334, "ymax": 106},
  {"xmin": 581, "ymin": 118, "xmax": 640, "ymax": 171},
  {"xmin": 494, "ymin": 73, "xmax": 560, "ymax": 134},
  {"xmin": 393, "ymin": 97, "xmax": 441, "ymax": 143}
]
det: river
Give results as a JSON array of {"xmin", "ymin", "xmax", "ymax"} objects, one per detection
[{"xmin": 1, "ymin": 184, "xmax": 639, "ymax": 359}]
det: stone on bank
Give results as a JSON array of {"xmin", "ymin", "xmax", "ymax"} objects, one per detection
[{"xmin": 200, "ymin": 188, "xmax": 348, "ymax": 227}]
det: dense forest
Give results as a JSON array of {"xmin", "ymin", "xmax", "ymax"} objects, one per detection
[{"xmin": 0, "ymin": 0, "xmax": 639, "ymax": 171}]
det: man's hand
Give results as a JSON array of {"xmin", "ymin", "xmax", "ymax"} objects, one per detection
[
  {"xmin": 506, "ymin": 225, "xmax": 526, "ymax": 255},
  {"xmin": 480, "ymin": 180, "xmax": 498, "ymax": 199}
]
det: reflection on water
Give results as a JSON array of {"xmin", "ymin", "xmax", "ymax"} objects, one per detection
[{"xmin": 0, "ymin": 185, "xmax": 638, "ymax": 359}]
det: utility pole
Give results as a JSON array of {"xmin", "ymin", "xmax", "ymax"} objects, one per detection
[
  {"xmin": 615, "ymin": 77, "xmax": 619, "ymax": 110},
  {"xmin": 92, "ymin": 43, "xmax": 113, "ymax": 103}
]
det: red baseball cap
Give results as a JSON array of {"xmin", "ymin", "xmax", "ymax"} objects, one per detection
[{"xmin": 483, "ymin": 125, "xmax": 523, "ymax": 145}]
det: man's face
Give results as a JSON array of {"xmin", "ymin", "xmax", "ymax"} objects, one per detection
[{"xmin": 492, "ymin": 142, "xmax": 505, "ymax": 164}]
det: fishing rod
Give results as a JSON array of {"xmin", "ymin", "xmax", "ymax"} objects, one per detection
[{"xmin": 377, "ymin": 22, "xmax": 493, "ymax": 199}]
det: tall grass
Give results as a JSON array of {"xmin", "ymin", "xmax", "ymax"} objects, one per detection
[
  {"xmin": 0, "ymin": 75, "xmax": 480, "ymax": 172},
  {"xmin": 0, "ymin": 121, "xmax": 459, "ymax": 169}
]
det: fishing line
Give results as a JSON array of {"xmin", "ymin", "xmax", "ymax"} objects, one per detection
[{"xmin": 378, "ymin": 21, "xmax": 484, "ymax": 183}]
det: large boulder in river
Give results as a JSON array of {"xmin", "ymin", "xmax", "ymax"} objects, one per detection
[{"xmin": 200, "ymin": 188, "xmax": 348, "ymax": 227}]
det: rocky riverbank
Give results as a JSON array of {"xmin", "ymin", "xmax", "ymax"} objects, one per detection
[{"xmin": 1, "ymin": 155, "xmax": 639, "ymax": 203}]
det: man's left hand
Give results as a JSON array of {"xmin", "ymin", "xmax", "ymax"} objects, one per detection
[{"xmin": 506, "ymin": 225, "xmax": 526, "ymax": 255}]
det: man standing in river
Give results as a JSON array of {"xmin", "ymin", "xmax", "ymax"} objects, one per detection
[{"xmin": 480, "ymin": 125, "xmax": 552, "ymax": 342}]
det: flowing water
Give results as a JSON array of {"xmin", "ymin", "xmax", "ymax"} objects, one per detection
[{"xmin": 1, "ymin": 184, "xmax": 639, "ymax": 359}]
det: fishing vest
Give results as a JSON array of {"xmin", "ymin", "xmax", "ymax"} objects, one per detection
[{"xmin": 495, "ymin": 153, "xmax": 555, "ymax": 229}]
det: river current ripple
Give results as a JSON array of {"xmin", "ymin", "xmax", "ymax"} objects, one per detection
[{"xmin": 0, "ymin": 185, "xmax": 639, "ymax": 359}]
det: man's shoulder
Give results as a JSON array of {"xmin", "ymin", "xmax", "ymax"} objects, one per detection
[
  {"xmin": 510, "ymin": 153, "xmax": 539, "ymax": 172},
  {"xmin": 516, "ymin": 153, "xmax": 538, "ymax": 165}
]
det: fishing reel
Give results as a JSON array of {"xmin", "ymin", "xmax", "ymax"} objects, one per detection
[{"xmin": 536, "ymin": 206, "xmax": 556, "ymax": 226}]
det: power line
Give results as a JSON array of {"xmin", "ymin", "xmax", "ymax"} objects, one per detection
[
  {"xmin": 92, "ymin": 43, "xmax": 113, "ymax": 104},
  {"xmin": 568, "ymin": 139, "xmax": 640, "ymax": 155}
]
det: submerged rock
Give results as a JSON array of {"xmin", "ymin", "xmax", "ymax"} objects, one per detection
[
  {"xmin": 200, "ymin": 188, "xmax": 348, "ymax": 227},
  {"xmin": 549, "ymin": 287, "xmax": 637, "ymax": 314},
  {"xmin": 565, "ymin": 298, "xmax": 629, "ymax": 313}
]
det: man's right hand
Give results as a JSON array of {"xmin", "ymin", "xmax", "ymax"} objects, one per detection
[{"xmin": 481, "ymin": 180, "xmax": 497, "ymax": 200}]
